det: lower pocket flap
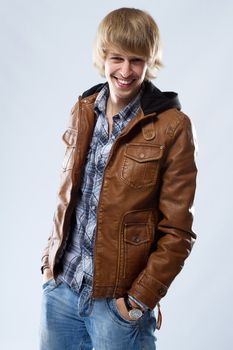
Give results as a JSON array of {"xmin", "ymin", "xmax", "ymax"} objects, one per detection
[{"xmin": 124, "ymin": 223, "xmax": 151, "ymax": 245}]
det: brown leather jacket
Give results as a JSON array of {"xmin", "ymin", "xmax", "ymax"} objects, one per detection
[{"xmin": 41, "ymin": 81, "xmax": 198, "ymax": 310}]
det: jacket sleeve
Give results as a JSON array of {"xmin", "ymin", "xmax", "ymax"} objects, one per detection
[
  {"xmin": 128, "ymin": 114, "xmax": 198, "ymax": 310},
  {"xmin": 40, "ymin": 100, "xmax": 80, "ymax": 274}
]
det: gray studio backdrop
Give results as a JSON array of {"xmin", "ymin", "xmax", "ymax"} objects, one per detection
[{"xmin": 1, "ymin": 0, "xmax": 232, "ymax": 349}]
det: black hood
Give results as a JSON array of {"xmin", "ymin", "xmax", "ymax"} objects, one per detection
[{"xmin": 82, "ymin": 80, "xmax": 181, "ymax": 116}]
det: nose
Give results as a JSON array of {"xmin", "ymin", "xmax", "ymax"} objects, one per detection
[{"xmin": 120, "ymin": 60, "xmax": 132, "ymax": 78}]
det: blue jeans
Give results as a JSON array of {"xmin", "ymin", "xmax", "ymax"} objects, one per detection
[{"xmin": 40, "ymin": 279, "xmax": 157, "ymax": 350}]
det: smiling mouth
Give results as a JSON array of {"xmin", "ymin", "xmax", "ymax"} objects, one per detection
[{"xmin": 114, "ymin": 77, "xmax": 135, "ymax": 88}]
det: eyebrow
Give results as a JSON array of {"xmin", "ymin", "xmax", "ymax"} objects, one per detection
[
  {"xmin": 109, "ymin": 53, "xmax": 123, "ymax": 56},
  {"xmin": 109, "ymin": 52, "xmax": 143, "ymax": 59}
]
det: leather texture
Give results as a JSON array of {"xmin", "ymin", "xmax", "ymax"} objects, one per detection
[{"xmin": 41, "ymin": 81, "xmax": 198, "ymax": 310}]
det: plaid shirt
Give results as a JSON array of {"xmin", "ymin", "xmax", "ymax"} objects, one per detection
[{"xmin": 58, "ymin": 83, "xmax": 142, "ymax": 294}]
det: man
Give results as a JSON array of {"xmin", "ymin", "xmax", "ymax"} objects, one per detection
[{"xmin": 40, "ymin": 7, "xmax": 198, "ymax": 350}]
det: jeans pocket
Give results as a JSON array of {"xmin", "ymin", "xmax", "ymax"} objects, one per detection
[
  {"xmin": 106, "ymin": 298, "xmax": 138, "ymax": 327},
  {"xmin": 42, "ymin": 278, "xmax": 54, "ymax": 289},
  {"xmin": 42, "ymin": 279, "xmax": 61, "ymax": 295}
]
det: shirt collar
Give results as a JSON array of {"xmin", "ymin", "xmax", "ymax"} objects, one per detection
[
  {"xmin": 94, "ymin": 83, "xmax": 109, "ymax": 114},
  {"xmin": 94, "ymin": 83, "xmax": 143, "ymax": 120}
]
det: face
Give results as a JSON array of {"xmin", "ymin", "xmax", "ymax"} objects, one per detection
[{"xmin": 104, "ymin": 48, "xmax": 148, "ymax": 105}]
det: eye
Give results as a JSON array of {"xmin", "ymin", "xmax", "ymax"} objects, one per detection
[
  {"xmin": 110, "ymin": 56, "xmax": 123, "ymax": 61},
  {"xmin": 131, "ymin": 58, "xmax": 144, "ymax": 63}
]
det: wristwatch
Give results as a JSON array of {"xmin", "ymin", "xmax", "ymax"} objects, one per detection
[{"xmin": 123, "ymin": 294, "xmax": 143, "ymax": 320}]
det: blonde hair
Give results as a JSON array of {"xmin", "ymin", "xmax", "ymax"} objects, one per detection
[{"xmin": 93, "ymin": 7, "xmax": 163, "ymax": 80}]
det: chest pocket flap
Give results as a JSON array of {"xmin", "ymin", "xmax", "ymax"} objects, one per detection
[
  {"xmin": 125, "ymin": 143, "xmax": 164, "ymax": 163},
  {"xmin": 121, "ymin": 143, "xmax": 165, "ymax": 189}
]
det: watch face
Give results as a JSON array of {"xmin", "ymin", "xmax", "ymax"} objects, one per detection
[{"xmin": 129, "ymin": 308, "xmax": 143, "ymax": 320}]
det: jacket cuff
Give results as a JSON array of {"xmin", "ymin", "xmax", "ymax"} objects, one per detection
[
  {"xmin": 40, "ymin": 265, "xmax": 50, "ymax": 275},
  {"xmin": 41, "ymin": 254, "xmax": 49, "ymax": 274},
  {"xmin": 41, "ymin": 254, "xmax": 49, "ymax": 264},
  {"xmin": 128, "ymin": 271, "xmax": 168, "ymax": 310}
]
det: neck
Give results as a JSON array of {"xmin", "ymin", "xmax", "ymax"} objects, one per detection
[
  {"xmin": 106, "ymin": 89, "xmax": 140, "ymax": 118},
  {"xmin": 106, "ymin": 97, "xmax": 125, "ymax": 118}
]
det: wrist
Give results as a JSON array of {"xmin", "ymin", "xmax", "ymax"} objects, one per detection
[
  {"xmin": 123, "ymin": 294, "xmax": 143, "ymax": 320},
  {"xmin": 128, "ymin": 294, "xmax": 148, "ymax": 312},
  {"xmin": 128, "ymin": 297, "xmax": 143, "ymax": 310}
]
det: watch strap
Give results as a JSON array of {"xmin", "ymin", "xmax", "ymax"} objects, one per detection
[{"xmin": 123, "ymin": 294, "xmax": 133, "ymax": 311}]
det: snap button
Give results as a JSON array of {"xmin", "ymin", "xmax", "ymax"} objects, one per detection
[
  {"xmin": 158, "ymin": 287, "xmax": 166, "ymax": 296},
  {"xmin": 132, "ymin": 235, "xmax": 140, "ymax": 243},
  {"xmin": 139, "ymin": 153, "xmax": 145, "ymax": 159}
]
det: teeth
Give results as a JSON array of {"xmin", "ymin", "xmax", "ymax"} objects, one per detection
[{"xmin": 118, "ymin": 79, "xmax": 133, "ymax": 85}]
